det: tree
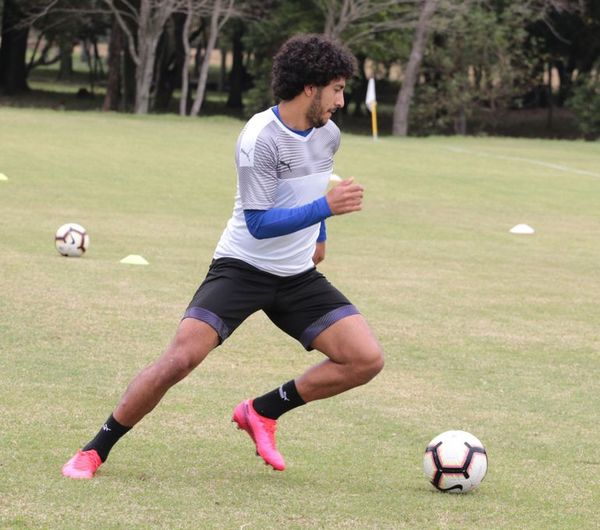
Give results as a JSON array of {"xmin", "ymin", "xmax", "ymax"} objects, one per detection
[
  {"xmin": 526, "ymin": 0, "xmax": 598, "ymax": 106},
  {"xmin": 103, "ymin": 0, "xmax": 188, "ymax": 114},
  {"xmin": 0, "ymin": 0, "xmax": 31, "ymax": 94},
  {"xmin": 103, "ymin": 15, "xmax": 136, "ymax": 111},
  {"xmin": 225, "ymin": 18, "xmax": 246, "ymax": 109},
  {"xmin": 154, "ymin": 12, "xmax": 187, "ymax": 111},
  {"xmin": 392, "ymin": 0, "xmax": 437, "ymax": 136},
  {"xmin": 184, "ymin": 0, "xmax": 236, "ymax": 116},
  {"xmin": 392, "ymin": 0, "xmax": 581, "ymax": 136},
  {"xmin": 410, "ymin": 1, "xmax": 535, "ymax": 135},
  {"xmin": 102, "ymin": 0, "xmax": 236, "ymax": 114},
  {"xmin": 567, "ymin": 64, "xmax": 600, "ymax": 140},
  {"xmin": 312, "ymin": 0, "xmax": 419, "ymax": 121},
  {"xmin": 179, "ymin": 0, "xmax": 195, "ymax": 115},
  {"xmin": 2, "ymin": 0, "xmax": 109, "ymax": 96},
  {"xmin": 30, "ymin": 2, "xmax": 110, "ymax": 83},
  {"xmin": 316, "ymin": 0, "xmax": 417, "ymax": 45}
]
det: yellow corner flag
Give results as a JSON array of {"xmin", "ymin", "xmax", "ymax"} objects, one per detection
[{"xmin": 365, "ymin": 78, "xmax": 378, "ymax": 140}]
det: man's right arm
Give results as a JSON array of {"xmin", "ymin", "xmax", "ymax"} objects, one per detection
[
  {"xmin": 244, "ymin": 198, "xmax": 332, "ymax": 240},
  {"xmin": 243, "ymin": 178, "xmax": 363, "ymax": 240}
]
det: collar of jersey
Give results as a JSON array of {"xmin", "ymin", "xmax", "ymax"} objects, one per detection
[{"xmin": 271, "ymin": 106, "xmax": 314, "ymax": 139}]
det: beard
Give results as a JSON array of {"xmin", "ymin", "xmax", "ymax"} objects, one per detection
[{"xmin": 306, "ymin": 89, "xmax": 337, "ymax": 128}]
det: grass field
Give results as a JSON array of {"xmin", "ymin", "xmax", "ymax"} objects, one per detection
[{"xmin": 1, "ymin": 107, "xmax": 599, "ymax": 529}]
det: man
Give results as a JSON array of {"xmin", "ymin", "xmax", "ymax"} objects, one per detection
[{"xmin": 62, "ymin": 34, "xmax": 384, "ymax": 478}]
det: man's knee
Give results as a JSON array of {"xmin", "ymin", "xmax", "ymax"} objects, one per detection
[
  {"xmin": 158, "ymin": 348, "xmax": 198, "ymax": 385},
  {"xmin": 353, "ymin": 345, "xmax": 384, "ymax": 385},
  {"xmin": 154, "ymin": 321, "xmax": 217, "ymax": 385}
]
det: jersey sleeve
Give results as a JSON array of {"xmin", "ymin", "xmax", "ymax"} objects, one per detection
[
  {"xmin": 237, "ymin": 133, "xmax": 279, "ymax": 210},
  {"xmin": 328, "ymin": 120, "xmax": 342, "ymax": 154}
]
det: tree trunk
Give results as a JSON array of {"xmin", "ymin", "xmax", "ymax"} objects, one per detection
[
  {"xmin": 103, "ymin": 19, "xmax": 123, "ymax": 110},
  {"xmin": 393, "ymin": 0, "xmax": 437, "ymax": 136},
  {"xmin": 190, "ymin": 0, "xmax": 222, "ymax": 117},
  {"xmin": 455, "ymin": 105, "xmax": 466, "ymax": 135},
  {"xmin": 133, "ymin": 2, "xmax": 165, "ymax": 115},
  {"xmin": 546, "ymin": 62, "xmax": 553, "ymax": 130},
  {"xmin": 107, "ymin": 0, "xmax": 176, "ymax": 114},
  {"xmin": 154, "ymin": 15, "xmax": 186, "ymax": 112},
  {"xmin": 179, "ymin": 2, "xmax": 193, "ymax": 116},
  {"xmin": 93, "ymin": 39, "xmax": 104, "ymax": 76},
  {"xmin": 218, "ymin": 45, "xmax": 226, "ymax": 92},
  {"xmin": 83, "ymin": 39, "xmax": 96, "ymax": 95},
  {"xmin": 57, "ymin": 37, "xmax": 73, "ymax": 80},
  {"xmin": 226, "ymin": 20, "xmax": 244, "ymax": 109},
  {"xmin": 352, "ymin": 53, "xmax": 367, "ymax": 116},
  {"xmin": 0, "ymin": 0, "xmax": 29, "ymax": 94},
  {"xmin": 153, "ymin": 27, "xmax": 170, "ymax": 111},
  {"xmin": 134, "ymin": 39, "xmax": 159, "ymax": 114}
]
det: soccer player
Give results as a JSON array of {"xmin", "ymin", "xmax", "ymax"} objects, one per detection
[{"xmin": 62, "ymin": 34, "xmax": 384, "ymax": 478}]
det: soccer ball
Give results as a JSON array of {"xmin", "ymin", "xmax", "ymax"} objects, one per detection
[
  {"xmin": 423, "ymin": 430, "xmax": 488, "ymax": 493},
  {"xmin": 55, "ymin": 223, "xmax": 90, "ymax": 257}
]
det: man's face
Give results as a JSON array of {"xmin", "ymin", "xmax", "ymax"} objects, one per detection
[{"xmin": 306, "ymin": 78, "xmax": 346, "ymax": 128}]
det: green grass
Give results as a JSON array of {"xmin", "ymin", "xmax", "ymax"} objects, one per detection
[{"xmin": 1, "ymin": 107, "xmax": 599, "ymax": 529}]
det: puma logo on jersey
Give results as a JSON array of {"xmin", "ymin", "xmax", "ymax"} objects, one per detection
[
  {"xmin": 279, "ymin": 159, "xmax": 292, "ymax": 172},
  {"xmin": 240, "ymin": 147, "xmax": 254, "ymax": 163}
]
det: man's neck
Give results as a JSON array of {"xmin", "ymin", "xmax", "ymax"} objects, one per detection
[{"xmin": 277, "ymin": 100, "xmax": 310, "ymax": 131}]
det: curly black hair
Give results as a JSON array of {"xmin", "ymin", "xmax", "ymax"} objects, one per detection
[{"xmin": 271, "ymin": 34, "xmax": 357, "ymax": 101}]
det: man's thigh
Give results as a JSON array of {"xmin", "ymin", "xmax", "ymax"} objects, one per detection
[
  {"xmin": 265, "ymin": 268, "xmax": 359, "ymax": 350},
  {"xmin": 310, "ymin": 313, "xmax": 381, "ymax": 363},
  {"xmin": 184, "ymin": 258, "xmax": 276, "ymax": 343}
]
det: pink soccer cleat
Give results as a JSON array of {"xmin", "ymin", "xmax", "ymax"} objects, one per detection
[
  {"xmin": 232, "ymin": 399, "xmax": 285, "ymax": 471},
  {"xmin": 62, "ymin": 449, "xmax": 102, "ymax": 479}
]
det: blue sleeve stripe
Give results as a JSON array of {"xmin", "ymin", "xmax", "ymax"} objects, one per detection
[{"xmin": 244, "ymin": 197, "xmax": 332, "ymax": 240}]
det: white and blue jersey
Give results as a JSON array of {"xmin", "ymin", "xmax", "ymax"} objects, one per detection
[{"xmin": 213, "ymin": 107, "xmax": 340, "ymax": 276}]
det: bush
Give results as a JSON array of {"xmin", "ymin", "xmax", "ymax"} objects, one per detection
[{"xmin": 568, "ymin": 71, "xmax": 600, "ymax": 141}]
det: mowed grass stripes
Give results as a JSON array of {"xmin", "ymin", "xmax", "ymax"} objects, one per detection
[{"xmin": 1, "ymin": 107, "xmax": 599, "ymax": 529}]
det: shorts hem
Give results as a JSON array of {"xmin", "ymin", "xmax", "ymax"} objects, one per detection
[
  {"xmin": 300, "ymin": 305, "xmax": 360, "ymax": 350},
  {"xmin": 182, "ymin": 307, "xmax": 230, "ymax": 343}
]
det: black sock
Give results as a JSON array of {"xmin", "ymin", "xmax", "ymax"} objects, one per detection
[
  {"xmin": 82, "ymin": 414, "xmax": 131, "ymax": 462},
  {"xmin": 252, "ymin": 380, "xmax": 306, "ymax": 420}
]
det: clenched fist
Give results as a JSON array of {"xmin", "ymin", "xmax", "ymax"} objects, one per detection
[{"xmin": 325, "ymin": 178, "xmax": 364, "ymax": 215}]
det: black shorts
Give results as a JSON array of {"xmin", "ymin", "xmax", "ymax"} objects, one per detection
[{"xmin": 183, "ymin": 258, "xmax": 359, "ymax": 350}]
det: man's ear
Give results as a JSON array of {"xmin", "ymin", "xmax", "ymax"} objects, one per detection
[{"xmin": 303, "ymin": 85, "xmax": 315, "ymax": 97}]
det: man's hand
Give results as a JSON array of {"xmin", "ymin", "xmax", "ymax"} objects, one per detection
[
  {"xmin": 312, "ymin": 241, "xmax": 326, "ymax": 265},
  {"xmin": 325, "ymin": 178, "xmax": 364, "ymax": 215}
]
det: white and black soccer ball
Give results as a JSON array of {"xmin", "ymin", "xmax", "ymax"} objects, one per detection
[
  {"xmin": 423, "ymin": 430, "xmax": 488, "ymax": 493},
  {"xmin": 55, "ymin": 223, "xmax": 90, "ymax": 257}
]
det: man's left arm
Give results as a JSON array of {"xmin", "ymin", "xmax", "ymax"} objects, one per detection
[{"xmin": 312, "ymin": 221, "xmax": 326, "ymax": 265}]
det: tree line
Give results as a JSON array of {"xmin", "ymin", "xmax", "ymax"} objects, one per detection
[{"xmin": 0, "ymin": 0, "xmax": 598, "ymax": 138}]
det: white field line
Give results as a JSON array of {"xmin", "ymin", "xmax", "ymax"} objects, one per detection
[{"xmin": 444, "ymin": 146, "xmax": 600, "ymax": 178}]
